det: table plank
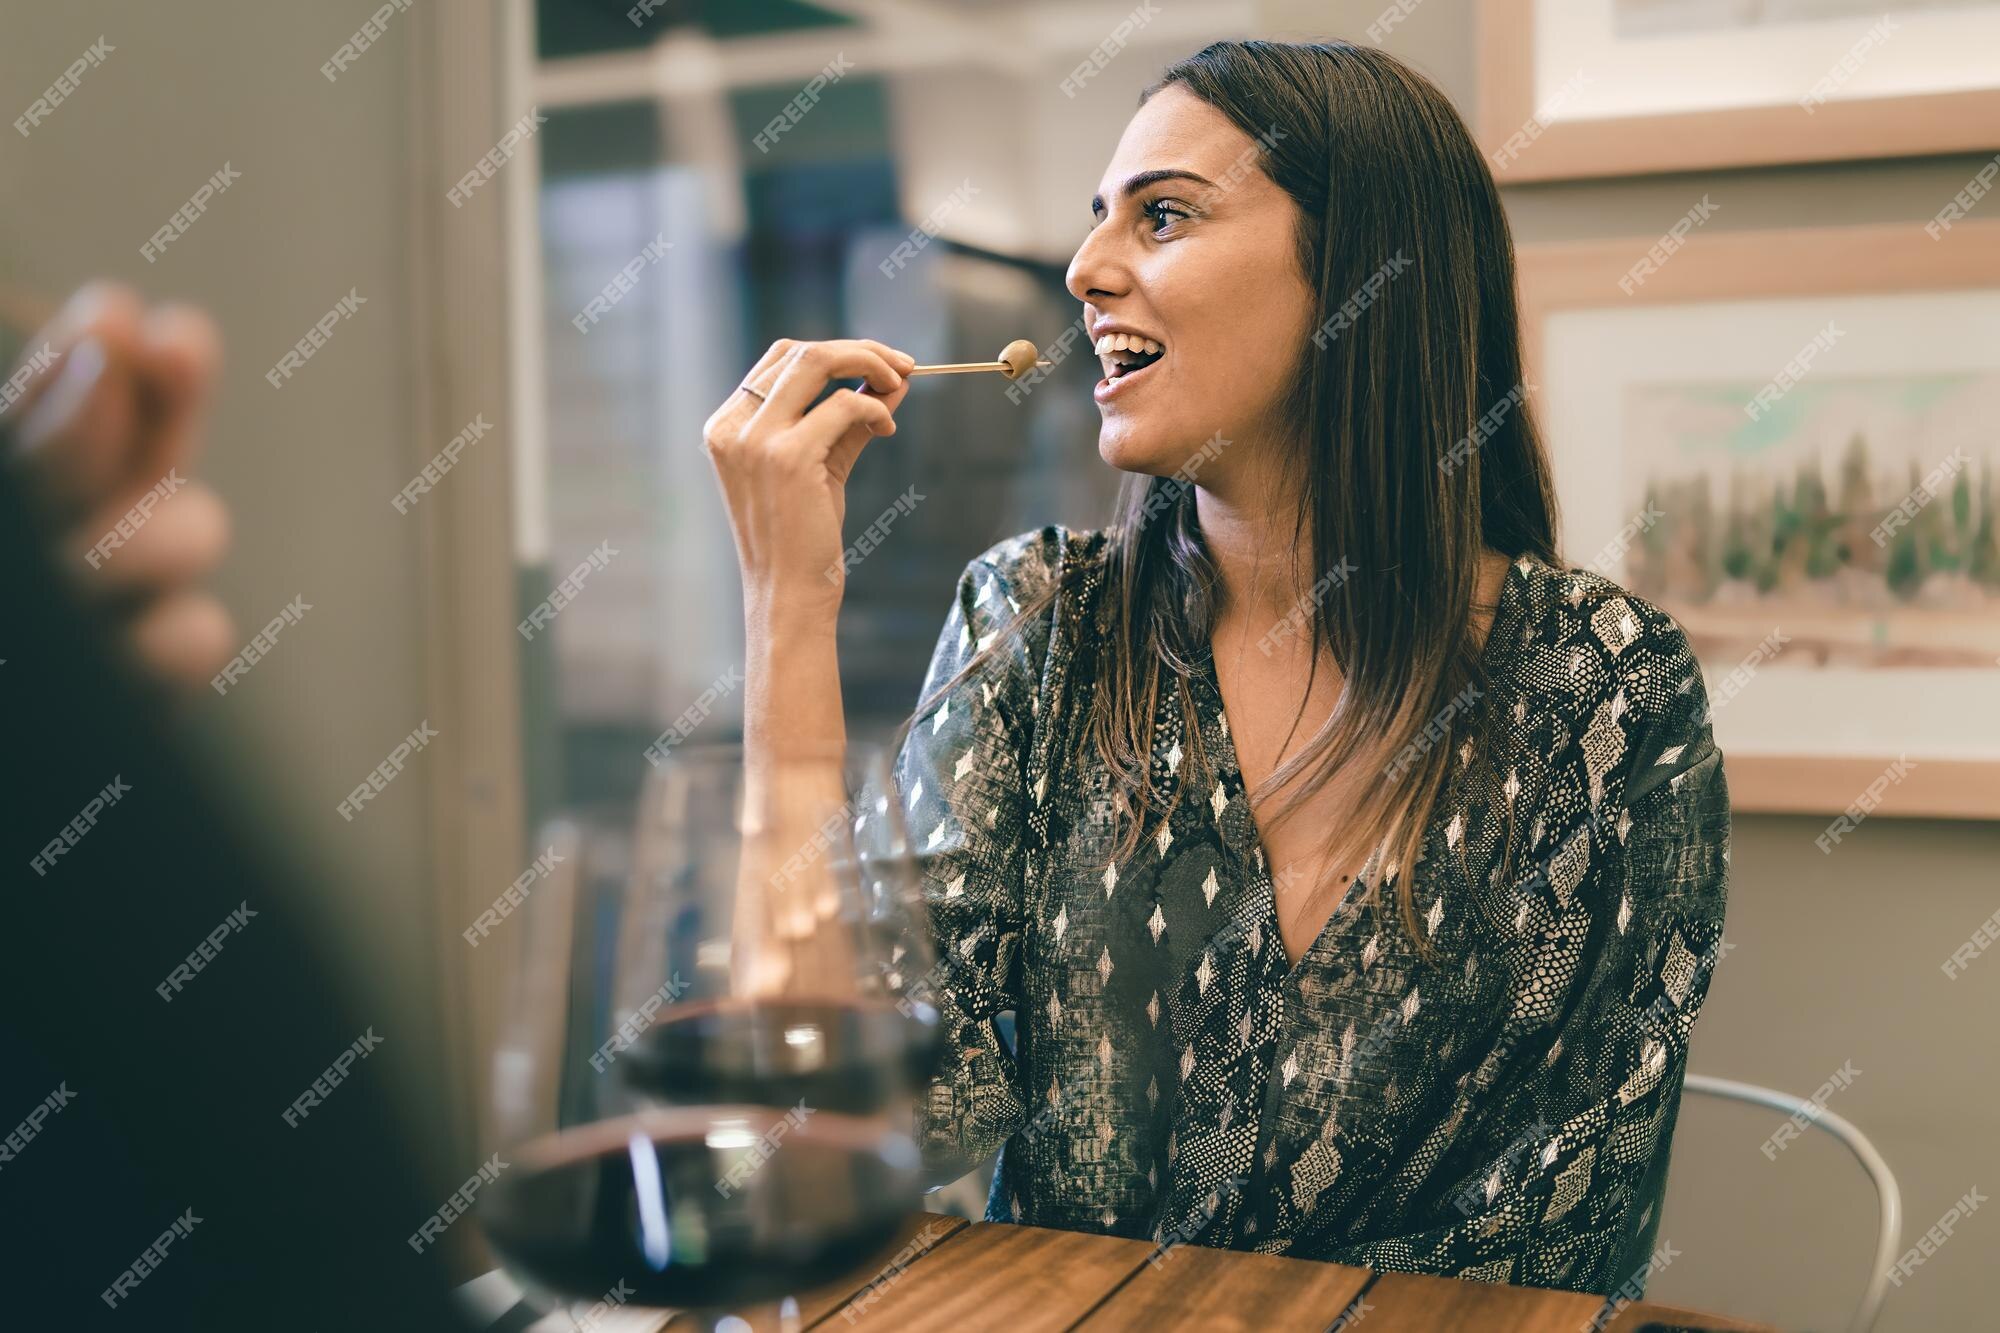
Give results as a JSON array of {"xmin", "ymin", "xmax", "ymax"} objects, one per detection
[
  {"xmin": 1601, "ymin": 1298, "xmax": 1776, "ymax": 1332},
  {"xmin": 1360, "ymin": 1269, "xmax": 1605, "ymax": 1332},
  {"xmin": 1078, "ymin": 1242, "xmax": 1372, "ymax": 1331},
  {"xmin": 659, "ymin": 1212, "xmax": 968, "ymax": 1333},
  {"xmin": 629, "ymin": 1215, "xmax": 1769, "ymax": 1333},
  {"xmin": 815, "ymin": 1220, "xmax": 1157, "ymax": 1332}
]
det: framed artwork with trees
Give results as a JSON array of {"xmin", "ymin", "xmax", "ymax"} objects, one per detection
[{"xmin": 1516, "ymin": 219, "xmax": 2000, "ymax": 817}]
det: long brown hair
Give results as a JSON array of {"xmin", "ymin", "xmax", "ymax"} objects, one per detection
[{"xmin": 904, "ymin": 40, "xmax": 1561, "ymax": 951}]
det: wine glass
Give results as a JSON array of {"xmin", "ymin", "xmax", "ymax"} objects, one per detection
[{"xmin": 477, "ymin": 741, "xmax": 942, "ymax": 1328}]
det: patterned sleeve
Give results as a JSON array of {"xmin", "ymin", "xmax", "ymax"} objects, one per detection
[
  {"xmin": 1332, "ymin": 613, "xmax": 1732, "ymax": 1297},
  {"xmin": 1506, "ymin": 706, "xmax": 1729, "ymax": 1295},
  {"xmin": 1566, "ymin": 673, "xmax": 1731, "ymax": 1294},
  {"xmin": 1504, "ymin": 632, "xmax": 1728, "ymax": 1288},
  {"xmin": 893, "ymin": 537, "xmax": 1054, "ymax": 1180}
]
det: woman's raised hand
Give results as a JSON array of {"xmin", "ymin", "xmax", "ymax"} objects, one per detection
[{"xmin": 702, "ymin": 337, "xmax": 915, "ymax": 627}]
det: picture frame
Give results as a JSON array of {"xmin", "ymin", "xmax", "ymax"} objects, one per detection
[
  {"xmin": 1515, "ymin": 218, "xmax": 2000, "ymax": 818},
  {"xmin": 1477, "ymin": 0, "xmax": 2000, "ymax": 182}
]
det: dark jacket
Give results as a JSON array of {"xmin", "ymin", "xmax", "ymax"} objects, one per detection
[{"xmin": 0, "ymin": 440, "xmax": 466, "ymax": 1329}]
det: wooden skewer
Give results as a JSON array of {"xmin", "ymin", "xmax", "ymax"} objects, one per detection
[{"xmin": 908, "ymin": 338, "xmax": 1052, "ymax": 381}]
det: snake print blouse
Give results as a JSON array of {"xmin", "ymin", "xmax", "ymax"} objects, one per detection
[{"xmin": 893, "ymin": 525, "xmax": 1730, "ymax": 1297}]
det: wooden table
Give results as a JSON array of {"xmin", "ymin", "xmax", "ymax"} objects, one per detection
[{"xmin": 636, "ymin": 1213, "xmax": 1775, "ymax": 1332}]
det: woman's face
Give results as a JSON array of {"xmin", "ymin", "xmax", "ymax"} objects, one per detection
[{"xmin": 1066, "ymin": 83, "xmax": 1314, "ymax": 480}]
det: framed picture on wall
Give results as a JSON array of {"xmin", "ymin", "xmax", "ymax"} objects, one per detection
[
  {"xmin": 1477, "ymin": 0, "xmax": 2000, "ymax": 181},
  {"xmin": 1516, "ymin": 219, "xmax": 2000, "ymax": 818}
]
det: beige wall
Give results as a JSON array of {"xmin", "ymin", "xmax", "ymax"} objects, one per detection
[{"xmin": 1257, "ymin": 3, "xmax": 1999, "ymax": 1329}]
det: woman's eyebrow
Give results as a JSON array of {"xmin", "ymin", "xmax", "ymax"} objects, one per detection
[{"xmin": 1090, "ymin": 168, "xmax": 1218, "ymax": 216}]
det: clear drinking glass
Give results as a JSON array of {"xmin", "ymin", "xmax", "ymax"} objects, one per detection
[{"xmin": 477, "ymin": 741, "xmax": 942, "ymax": 1326}]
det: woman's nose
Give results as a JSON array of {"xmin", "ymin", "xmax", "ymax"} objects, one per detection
[{"xmin": 1066, "ymin": 221, "xmax": 1128, "ymax": 305}]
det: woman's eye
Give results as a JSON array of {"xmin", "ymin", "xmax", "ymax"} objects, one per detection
[{"xmin": 1142, "ymin": 200, "xmax": 1190, "ymax": 234}]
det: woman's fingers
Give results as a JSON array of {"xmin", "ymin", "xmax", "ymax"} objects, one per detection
[
  {"xmin": 786, "ymin": 387, "xmax": 896, "ymax": 458},
  {"xmin": 704, "ymin": 336, "xmax": 798, "ymax": 445},
  {"xmin": 853, "ymin": 340, "xmax": 917, "ymax": 378},
  {"xmin": 745, "ymin": 341, "xmax": 904, "ymax": 434},
  {"xmin": 824, "ymin": 377, "xmax": 910, "ymax": 483},
  {"xmin": 701, "ymin": 337, "xmax": 915, "ymax": 583},
  {"xmin": 704, "ymin": 339, "xmax": 917, "ymax": 458}
]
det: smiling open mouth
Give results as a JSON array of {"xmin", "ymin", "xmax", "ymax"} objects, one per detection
[{"xmin": 1096, "ymin": 333, "xmax": 1165, "ymax": 383}]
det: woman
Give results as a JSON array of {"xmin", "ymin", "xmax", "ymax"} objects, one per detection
[{"xmin": 703, "ymin": 40, "xmax": 1729, "ymax": 1298}]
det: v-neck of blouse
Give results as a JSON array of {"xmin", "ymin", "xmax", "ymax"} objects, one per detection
[{"xmin": 1186, "ymin": 555, "xmax": 1536, "ymax": 981}]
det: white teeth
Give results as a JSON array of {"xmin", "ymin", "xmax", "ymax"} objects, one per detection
[{"xmin": 1094, "ymin": 331, "xmax": 1165, "ymax": 383}]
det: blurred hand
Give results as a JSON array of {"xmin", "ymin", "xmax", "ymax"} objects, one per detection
[
  {"xmin": 1, "ymin": 282, "xmax": 233, "ymax": 691},
  {"xmin": 702, "ymin": 338, "xmax": 914, "ymax": 626}
]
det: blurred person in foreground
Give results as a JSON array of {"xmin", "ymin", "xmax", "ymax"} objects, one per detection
[{"xmin": 1, "ymin": 283, "xmax": 465, "ymax": 1329}]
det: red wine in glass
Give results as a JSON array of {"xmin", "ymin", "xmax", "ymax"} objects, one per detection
[
  {"xmin": 615, "ymin": 996, "xmax": 942, "ymax": 1116},
  {"xmin": 487, "ymin": 745, "xmax": 944, "ymax": 1318},
  {"xmin": 480, "ymin": 1105, "xmax": 922, "ymax": 1311}
]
